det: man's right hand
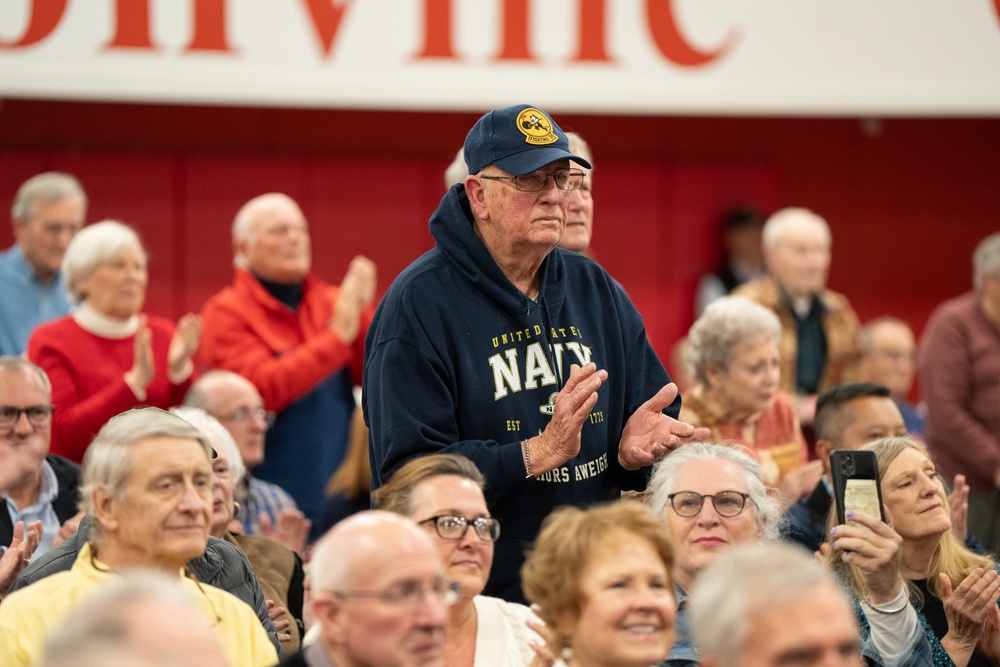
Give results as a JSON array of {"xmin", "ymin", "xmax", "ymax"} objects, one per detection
[
  {"xmin": 528, "ymin": 363, "xmax": 607, "ymax": 475},
  {"xmin": 329, "ymin": 256, "xmax": 377, "ymax": 344}
]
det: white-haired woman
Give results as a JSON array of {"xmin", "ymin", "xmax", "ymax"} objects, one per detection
[
  {"xmin": 27, "ymin": 220, "xmax": 200, "ymax": 463},
  {"xmin": 681, "ymin": 296, "xmax": 819, "ymax": 504}
]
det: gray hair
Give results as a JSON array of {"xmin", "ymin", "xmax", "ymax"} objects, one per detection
[
  {"xmin": 444, "ymin": 148, "xmax": 468, "ymax": 190},
  {"xmin": 761, "ymin": 207, "xmax": 831, "ymax": 251},
  {"xmin": 62, "ymin": 220, "xmax": 145, "ymax": 303},
  {"xmin": 689, "ymin": 542, "xmax": 840, "ymax": 667},
  {"xmin": 647, "ymin": 442, "xmax": 781, "ymax": 541},
  {"xmin": 0, "ymin": 355, "xmax": 51, "ymax": 395},
  {"xmin": 231, "ymin": 192, "xmax": 299, "ymax": 269},
  {"xmin": 973, "ymin": 232, "xmax": 1000, "ymax": 292},
  {"xmin": 183, "ymin": 369, "xmax": 258, "ymax": 412},
  {"xmin": 11, "ymin": 172, "xmax": 87, "ymax": 224},
  {"xmin": 170, "ymin": 407, "xmax": 246, "ymax": 485},
  {"xmin": 685, "ymin": 296, "xmax": 781, "ymax": 384},
  {"xmin": 80, "ymin": 408, "xmax": 213, "ymax": 546},
  {"xmin": 566, "ymin": 131, "xmax": 593, "ymax": 168}
]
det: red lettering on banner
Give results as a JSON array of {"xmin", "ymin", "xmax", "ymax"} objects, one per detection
[
  {"xmin": 497, "ymin": 0, "xmax": 531, "ymax": 61},
  {"xmin": 994, "ymin": 0, "xmax": 1000, "ymax": 25},
  {"xmin": 107, "ymin": 0, "xmax": 156, "ymax": 49},
  {"xmin": 646, "ymin": 0, "xmax": 736, "ymax": 67},
  {"xmin": 186, "ymin": 0, "xmax": 233, "ymax": 52},
  {"xmin": 0, "ymin": 0, "xmax": 68, "ymax": 49},
  {"xmin": 416, "ymin": 0, "xmax": 455, "ymax": 58},
  {"xmin": 300, "ymin": 0, "xmax": 355, "ymax": 58},
  {"xmin": 572, "ymin": 0, "xmax": 611, "ymax": 63}
]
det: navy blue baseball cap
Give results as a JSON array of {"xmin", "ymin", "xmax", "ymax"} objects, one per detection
[{"xmin": 463, "ymin": 104, "xmax": 592, "ymax": 176}]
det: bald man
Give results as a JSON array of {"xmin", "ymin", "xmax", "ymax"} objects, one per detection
[{"xmin": 200, "ymin": 194, "xmax": 376, "ymax": 536}]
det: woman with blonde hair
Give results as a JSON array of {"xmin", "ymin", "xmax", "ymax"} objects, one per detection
[
  {"xmin": 828, "ymin": 437, "xmax": 1000, "ymax": 666},
  {"xmin": 522, "ymin": 501, "xmax": 676, "ymax": 667}
]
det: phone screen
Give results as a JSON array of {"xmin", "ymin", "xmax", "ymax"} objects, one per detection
[{"xmin": 843, "ymin": 478, "xmax": 882, "ymax": 525}]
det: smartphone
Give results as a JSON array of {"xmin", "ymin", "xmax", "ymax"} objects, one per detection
[{"xmin": 830, "ymin": 450, "xmax": 885, "ymax": 525}]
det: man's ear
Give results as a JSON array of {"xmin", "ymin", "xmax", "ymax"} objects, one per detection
[
  {"xmin": 815, "ymin": 439, "xmax": 834, "ymax": 474},
  {"xmin": 92, "ymin": 487, "xmax": 119, "ymax": 534},
  {"xmin": 465, "ymin": 176, "xmax": 490, "ymax": 223},
  {"xmin": 313, "ymin": 594, "xmax": 348, "ymax": 644}
]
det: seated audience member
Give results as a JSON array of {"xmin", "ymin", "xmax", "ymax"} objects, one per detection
[
  {"xmin": 694, "ymin": 205, "xmax": 766, "ymax": 317},
  {"xmin": 522, "ymin": 501, "xmax": 676, "ymax": 667},
  {"xmin": 173, "ymin": 406, "xmax": 305, "ymax": 650},
  {"xmin": 0, "ymin": 357, "xmax": 82, "ymax": 560},
  {"xmin": 919, "ymin": 232, "xmax": 1000, "ymax": 557},
  {"xmin": 690, "ymin": 542, "xmax": 929, "ymax": 667},
  {"xmin": 681, "ymin": 296, "xmax": 820, "ymax": 504},
  {"xmin": 0, "ymin": 407, "xmax": 279, "ymax": 667},
  {"xmin": 443, "ymin": 131, "xmax": 596, "ymax": 256},
  {"xmin": 733, "ymin": 207, "xmax": 861, "ymax": 427},
  {"xmin": 200, "ymin": 193, "xmax": 376, "ymax": 533},
  {"xmin": 183, "ymin": 370, "xmax": 309, "ymax": 551},
  {"xmin": 318, "ymin": 406, "xmax": 371, "ymax": 534},
  {"xmin": 0, "ymin": 172, "xmax": 86, "ymax": 356},
  {"xmin": 27, "ymin": 221, "xmax": 200, "ymax": 463},
  {"xmin": 858, "ymin": 316, "xmax": 925, "ymax": 437},
  {"xmin": 279, "ymin": 511, "xmax": 451, "ymax": 667},
  {"xmin": 645, "ymin": 442, "xmax": 780, "ymax": 667},
  {"xmin": 782, "ymin": 383, "xmax": 908, "ymax": 553},
  {"xmin": 374, "ymin": 453, "xmax": 545, "ymax": 666},
  {"xmin": 38, "ymin": 570, "xmax": 230, "ymax": 667},
  {"xmin": 827, "ymin": 437, "xmax": 1000, "ymax": 666}
]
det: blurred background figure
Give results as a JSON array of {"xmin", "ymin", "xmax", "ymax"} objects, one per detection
[
  {"xmin": 183, "ymin": 370, "xmax": 308, "ymax": 548},
  {"xmin": 374, "ymin": 453, "xmax": 542, "ymax": 667},
  {"xmin": 680, "ymin": 296, "xmax": 818, "ymax": 504},
  {"xmin": 38, "ymin": 571, "xmax": 232, "ymax": 667},
  {"xmin": 919, "ymin": 232, "xmax": 1000, "ymax": 558},
  {"xmin": 317, "ymin": 405, "xmax": 371, "ymax": 534},
  {"xmin": 0, "ymin": 172, "xmax": 86, "ymax": 356},
  {"xmin": 734, "ymin": 207, "xmax": 861, "ymax": 430},
  {"xmin": 695, "ymin": 205, "xmax": 766, "ymax": 317},
  {"xmin": 522, "ymin": 501, "xmax": 677, "ymax": 667},
  {"xmin": 858, "ymin": 316, "xmax": 925, "ymax": 438},
  {"xmin": 27, "ymin": 220, "xmax": 200, "ymax": 463}
]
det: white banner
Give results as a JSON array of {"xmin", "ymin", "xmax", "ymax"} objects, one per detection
[{"xmin": 1, "ymin": 0, "xmax": 999, "ymax": 116}]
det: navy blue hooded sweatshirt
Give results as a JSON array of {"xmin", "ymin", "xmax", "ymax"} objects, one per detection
[{"xmin": 363, "ymin": 184, "xmax": 679, "ymax": 602}]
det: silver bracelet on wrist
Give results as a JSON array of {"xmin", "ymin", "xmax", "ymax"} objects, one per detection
[
  {"xmin": 863, "ymin": 592, "xmax": 909, "ymax": 615},
  {"xmin": 522, "ymin": 439, "xmax": 533, "ymax": 479}
]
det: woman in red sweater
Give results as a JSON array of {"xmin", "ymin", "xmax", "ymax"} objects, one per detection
[{"xmin": 27, "ymin": 220, "xmax": 200, "ymax": 463}]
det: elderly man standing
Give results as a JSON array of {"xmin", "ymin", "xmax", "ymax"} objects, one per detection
[
  {"xmin": 734, "ymin": 207, "xmax": 860, "ymax": 426},
  {"xmin": 280, "ymin": 511, "xmax": 450, "ymax": 667},
  {"xmin": 365, "ymin": 104, "xmax": 698, "ymax": 602},
  {"xmin": 858, "ymin": 316, "xmax": 925, "ymax": 437},
  {"xmin": 0, "ymin": 407, "xmax": 278, "ymax": 667},
  {"xmin": 201, "ymin": 193, "xmax": 376, "ymax": 532},
  {"xmin": 0, "ymin": 172, "xmax": 86, "ymax": 355},
  {"xmin": 0, "ymin": 357, "xmax": 82, "ymax": 561},
  {"xmin": 919, "ymin": 232, "xmax": 1000, "ymax": 557},
  {"xmin": 183, "ymin": 370, "xmax": 308, "ymax": 546}
]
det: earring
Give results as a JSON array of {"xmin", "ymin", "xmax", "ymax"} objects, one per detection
[
  {"xmin": 560, "ymin": 646, "xmax": 573, "ymax": 662},
  {"xmin": 233, "ymin": 501, "xmax": 241, "ymax": 518}
]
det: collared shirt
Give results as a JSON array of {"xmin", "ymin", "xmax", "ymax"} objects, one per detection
[
  {"xmin": 662, "ymin": 584, "xmax": 699, "ymax": 667},
  {"xmin": 0, "ymin": 244, "xmax": 73, "ymax": 356},
  {"xmin": 2, "ymin": 460, "xmax": 60, "ymax": 560},
  {"xmin": 301, "ymin": 640, "xmax": 337, "ymax": 667},
  {"xmin": 239, "ymin": 474, "xmax": 299, "ymax": 535}
]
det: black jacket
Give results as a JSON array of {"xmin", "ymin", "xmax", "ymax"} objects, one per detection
[{"xmin": 0, "ymin": 455, "xmax": 81, "ymax": 547}]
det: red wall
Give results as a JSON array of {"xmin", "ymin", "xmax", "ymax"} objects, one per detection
[{"xmin": 1, "ymin": 100, "xmax": 998, "ymax": 382}]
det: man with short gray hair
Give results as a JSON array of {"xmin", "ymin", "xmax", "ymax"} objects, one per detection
[
  {"xmin": 919, "ymin": 232, "xmax": 1000, "ymax": 556},
  {"xmin": 0, "ymin": 172, "xmax": 86, "ymax": 355},
  {"xmin": 733, "ymin": 207, "xmax": 861, "ymax": 427},
  {"xmin": 0, "ymin": 407, "xmax": 278, "ymax": 667}
]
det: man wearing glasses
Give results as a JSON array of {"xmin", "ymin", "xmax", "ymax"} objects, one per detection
[
  {"xmin": 281, "ymin": 511, "xmax": 451, "ymax": 667},
  {"xmin": 365, "ymin": 104, "xmax": 700, "ymax": 602},
  {"xmin": 0, "ymin": 357, "xmax": 80, "ymax": 563}
]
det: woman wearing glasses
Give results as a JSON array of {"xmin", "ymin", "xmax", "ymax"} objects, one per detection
[
  {"xmin": 646, "ymin": 442, "xmax": 781, "ymax": 666},
  {"xmin": 373, "ymin": 453, "xmax": 551, "ymax": 667}
]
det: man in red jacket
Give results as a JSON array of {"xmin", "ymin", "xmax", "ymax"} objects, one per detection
[{"xmin": 200, "ymin": 193, "xmax": 375, "ymax": 536}]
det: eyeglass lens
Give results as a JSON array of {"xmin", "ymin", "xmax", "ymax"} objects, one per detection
[
  {"xmin": 0, "ymin": 405, "xmax": 54, "ymax": 428},
  {"xmin": 670, "ymin": 491, "xmax": 747, "ymax": 517}
]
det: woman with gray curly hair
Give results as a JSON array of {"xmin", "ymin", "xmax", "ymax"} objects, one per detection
[
  {"xmin": 680, "ymin": 295, "xmax": 818, "ymax": 503},
  {"xmin": 646, "ymin": 442, "xmax": 782, "ymax": 667}
]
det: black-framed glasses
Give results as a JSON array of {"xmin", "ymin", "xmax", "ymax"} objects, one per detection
[
  {"xmin": 0, "ymin": 404, "xmax": 55, "ymax": 429},
  {"xmin": 480, "ymin": 168, "xmax": 585, "ymax": 192},
  {"xmin": 418, "ymin": 514, "xmax": 501, "ymax": 542},
  {"xmin": 667, "ymin": 491, "xmax": 753, "ymax": 518},
  {"xmin": 216, "ymin": 406, "xmax": 274, "ymax": 427},
  {"xmin": 331, "ymin": 579, "xmax": 460, "ymax": 608}
]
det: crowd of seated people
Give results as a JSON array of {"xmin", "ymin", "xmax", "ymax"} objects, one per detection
[{"xmin": 2, "ymin": 112, "xmax": 1000, "ymax": 667}]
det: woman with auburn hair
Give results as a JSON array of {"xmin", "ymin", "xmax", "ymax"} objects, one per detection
[
  {"xmin": 828, "ymin": 437, "xmax": 1000, "ymax": 666},
  {"xmin": 522, "ymin": 501, "xmax": 677, "ymax": 667},
  {"xmin": 373, "ymin": 453, "xmax": 551, "ymax": 667}
]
